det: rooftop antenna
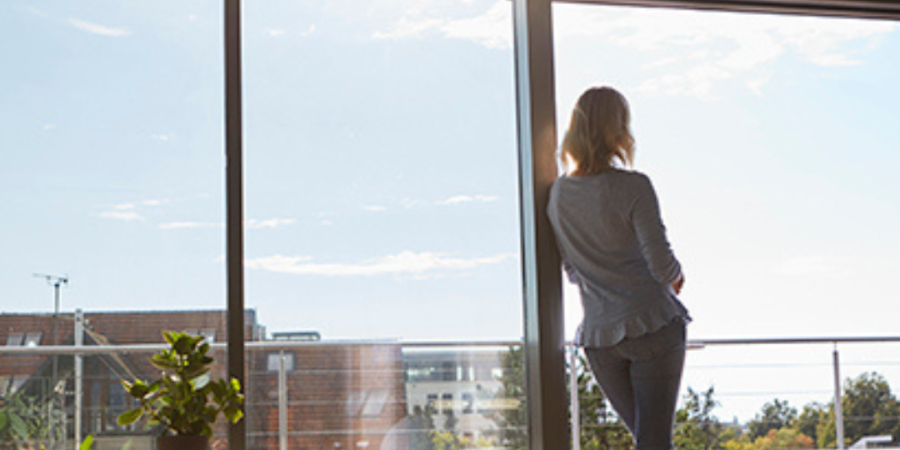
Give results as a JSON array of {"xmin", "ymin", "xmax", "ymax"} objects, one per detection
[
  {"xmin": 34, "ymin": 273, "xmax": 68, "ymax": 450},
  {"xmin": 33, "ymin": 273, "xmax": 69, "ymax": 346}
]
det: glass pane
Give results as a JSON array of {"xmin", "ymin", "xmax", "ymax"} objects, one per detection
[
  {"xmin": 243, "ymin": 1, "xmax": 523, "ymax": 449},
  {"xmin": 554, "ymin": 0, "xmax": 900, "ymax": 433},
  {"xmin": 0, "ymin": 1, "xmax": 226, "ymax": 448}
]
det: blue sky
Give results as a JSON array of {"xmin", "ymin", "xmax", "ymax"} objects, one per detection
[{"xmin": 2, "ymin": 0, "xmax": 899, "ymax": 421}]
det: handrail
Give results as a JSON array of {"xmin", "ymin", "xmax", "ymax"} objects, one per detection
[{"xmin": 3, "ymin": 336, "xmax": 900, "ymax": 355}]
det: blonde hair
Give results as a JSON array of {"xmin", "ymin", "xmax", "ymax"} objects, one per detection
[{"xmin": 561, "ymin": 87, "xmax": 635, "ymax": 176}]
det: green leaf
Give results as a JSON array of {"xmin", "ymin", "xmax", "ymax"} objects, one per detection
[
  {"xmin": 0, "ymin": 410, "xmax": 8, "ymax": 432},
  {"xmin": 79, "ymin": 435, "xmax": 94, "ymax": 450},
  {"xmin": 118, "ymin": 408, "xmax": 144, "ymax": 426},
  {"xmin": 224, "ymin": 406, "xmax": 244, "ymax": 423},
  {"xmin": 191, "ymin": 374, "xmax": 211, "ymax": 390},
  {"xmin": 9, "ymin": 413, "xmax": 27, "ymax": 440},
  {"xmin": 174, "ymin": 336, "xmax": 193, "ymax": 355},
  {"xmin": 163, "ymin": 331, "xmax": 179, "ymax": 346}
]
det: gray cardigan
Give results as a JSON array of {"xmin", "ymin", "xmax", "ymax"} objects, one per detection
[{"xmin": 548, "ymin": 169, "xmax": 690, "ymax": 347}]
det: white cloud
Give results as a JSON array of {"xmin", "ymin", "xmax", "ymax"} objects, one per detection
[
  {"xmin": 43, "ymin": 123, "xmax": 56, "ymax": 131},
  {"xmin": 437, "ymin": 194, "xmax": 498, "ymax": 205},
  {"xmin": 363, "ymin": 205, "xmax": 388, "ymax": 212},
  {"xmin": 101, "ymin": 199, "xmax": 168, "ymax": 222},
  {"xmin": 101, "ymin": 211, "xmax": 143, "ymax": 221},
  {"xmin": 371, "ymin": 2, "xmax": 896, "ymax": 99},
  {"xmin": 159, "ymin": 218, "xmax": 294, "ymax": 230},
  {"xmin": 159, "ymin": 222, "xmax": 221, "ymax": 230},
  {"xmin": 151, "ymin": 134, "xmax": 172, "ymax": 142},
  {"xmin": 300, "ymin": 24, "xmax": 317, "ymax": 37},
  {"xmin": 773, "ymin": 256, "xmax": 851, "ymax": 278},
  {"xmin": 246, "ymin": 218, "xmax": 295, "ymax": 229},
  {"xmin": 68, "ymin": 18, "xmax": 132, "ymax": 37},
  {"xmin": 372, "ymin": 1, "xmax": 510, "ymax": 49},
  {"xmin": 266, "ymin": 28, "xmax": 287, "ymax": 37},
  {"xmin": 245, "ymin": 251, "xmax": 514, "ymax": 277}
]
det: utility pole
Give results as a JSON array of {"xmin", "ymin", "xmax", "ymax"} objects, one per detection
[{"xmin": 34, "ymin": 273, "xmax": 68, "ymax": 450}]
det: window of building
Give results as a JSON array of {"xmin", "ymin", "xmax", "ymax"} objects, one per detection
[
  {"xmin": 361, "ymin": 389, "xmax": 389, "ymax": 417},
  {"xmin": 198, "ymin": 329, "xmax": 216, "ymax": 344},
  {"xmin": 23, "ymin": 332, "xmax": 42, "ymax": 347},
  {"xmin": 426, "ymin": 393, "xmax": 438, "ymax": 414},
  {"xmin": 441, "ymin": 393, "xmax": 454, "ymax": 415},
  {"xmin": 5, "ymin": 333, "xmax": 24, "ymax": 346},
  {"xmin": 462, "ymin": 392, "xmax": 474, "ymax": 414}
]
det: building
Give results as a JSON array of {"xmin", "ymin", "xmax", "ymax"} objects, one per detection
[{"xmin": 0, "ymin": 310, "xmax": 406, "ymax": 450}]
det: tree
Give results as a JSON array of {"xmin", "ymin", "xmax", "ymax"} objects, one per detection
[
  {"xmin": 748, "ymin": 399, "xmax": 797, "ymax": 439},
  {"xmin": 571, "ymin": 353, "xmax": 632, "ymax": 450},
  {"xmin": 407, "ymin": 405, "xmax": 436, "ymax": 450},
  {"xmin": 841, "ymin": 372, "xmax": 900, "ymax": 445},
  {"xmin": 488, "ymin": 346, "xmax": 527, "ymax": 450},
  {"xmin": 800, "ymin": 372, "xmax": 900, "ymax": 449},
  {"xmin": 793, "ymin": 403, "xmax": 828, "ymax": 446},
  {"xmin": 675, "ymin": 386, "xmax": 725, "ymax": 450},
  {"xmin": 0, "ymin": 393, "xmax": 65, "ymax": 450}
]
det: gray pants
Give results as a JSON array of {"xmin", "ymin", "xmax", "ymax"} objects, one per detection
[{"xmin": 584, "ymin": 318, "xmax": 686, "ymax": 450}]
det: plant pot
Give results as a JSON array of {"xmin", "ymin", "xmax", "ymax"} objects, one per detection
[{"xmin": 157, "ymin": 435, "xmax": 210, "ymax": 450}]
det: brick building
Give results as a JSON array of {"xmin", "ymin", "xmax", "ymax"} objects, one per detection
[{"xmin": 0, "ymin": 310, "xmax": 407, "ymax": 450}]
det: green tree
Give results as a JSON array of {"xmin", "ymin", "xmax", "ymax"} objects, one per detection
[
  {"xmin": 571, "ymin": 353, "xmax": 632, "ymax": 450},
  {"xmin": 488, "ymin": 346, "xmax": 527, "ymax": 450},
  {"xmin": 407, "ymin": 405, "xmax": 436, "ymax": 450},
  {"xmin": 748, "ymin": 399, "xmax": 797, "ymax": 439},
  {"xmin": 806, "ymin": 372, "xmax": 900, "ymax": 449},
  {"xmin": 793, "ymin": 403, "xmax": 828, "ymax": 445},
  {"xmin": 675, "ymin": 386, "xmax": 724, "ymax": 450},
  {"xmin": 842, "ymin": 372, "xmax": 900, "ymax": 445}
]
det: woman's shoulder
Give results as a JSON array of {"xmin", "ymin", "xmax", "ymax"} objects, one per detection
[{"xmin": 553, "ymin": 169, "xmax": 652, "ymax": 186}]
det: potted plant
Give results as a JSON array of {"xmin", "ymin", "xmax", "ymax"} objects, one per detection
[{"xmin": 118, "ymin": 331, "xmax": 244, "ymax": 450}]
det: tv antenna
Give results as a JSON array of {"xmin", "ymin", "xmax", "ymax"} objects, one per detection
[{"xmin": 34, "ymin": 273, "xmax": 69, "ymax": 346}]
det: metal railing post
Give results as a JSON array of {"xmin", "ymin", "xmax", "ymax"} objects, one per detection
[
  {"xmin": 569, "ymin": 346, "xmax": 581, "ymax": 450},
  {"xmin": 833, "ymin": 345, "xmax": 845, "ymax": 450},
  {"xmin": 74, "ymin": 309, "xmax": 84, "ymax": 450},
  {"xmin": 279, "ymin": 351, "xmax": 288, "ymax": 450}
]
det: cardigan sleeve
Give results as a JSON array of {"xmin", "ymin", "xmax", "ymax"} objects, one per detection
[{"xmin": 631, "ymin": 174, "xmax": 682, "ymax": 285}]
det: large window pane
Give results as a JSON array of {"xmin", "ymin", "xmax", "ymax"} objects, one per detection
[
  {"xmin": 0, "ymin": 1, "xmax": 226, "ymax": 448},
  {"xmin": 554, "ymin": 2, "xmax": 900, "ymax": 428},
  {"xmin": 243, "ymin": 1, "xmax": 523, "ymax": 449}
]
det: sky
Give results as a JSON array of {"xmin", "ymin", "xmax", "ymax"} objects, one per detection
[{"xmin": 1, "ymin": 0, "xmax": 899, "ymax": 422}]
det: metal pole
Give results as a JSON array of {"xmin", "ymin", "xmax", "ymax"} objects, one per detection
[
  {"xmin": 833, "ymin": 345, "xmax": 845, "ymax": 450},
  {"xmin": 569, "ymin": 347, "xmax": 581, "ymax": 450},
  {"xmin": 279, "ymin": 351, "xmax": 288, "ymax": 450},
  {"xmin": 74, "ymin": 310, "xmax": 84, "ymax": 450},
  {"xmin": 225, "ymin": 0, "xmax": 246, "ymax": 448}
]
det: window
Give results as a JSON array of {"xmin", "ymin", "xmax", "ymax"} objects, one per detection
[
  {"xmin": 23, "ymin": 332, "xmax": 42, "ymax": 347},
  {"xmin": 361, "ymin": 389, "xmax": 390, "ymax": 417},
  {"xmin": 5, "ymin": 333, "xmax": 24, "ymax": 346},
  {"xmin": 462, "ymin": 392, "xmax": 474, "ymax": 414},
  {"xmin": 441, "ymin": 393, "xmax": 454, "ymax": 415}
]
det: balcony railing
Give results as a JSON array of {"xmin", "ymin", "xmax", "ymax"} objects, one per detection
[{"xmin": 2, "ymin": 336, "xmax": 900, "ymax": 450}]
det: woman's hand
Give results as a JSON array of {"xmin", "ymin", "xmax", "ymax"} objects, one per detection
[{"xmin": 671, "ymin": 273, "xmax": 685, "ymax": 295}]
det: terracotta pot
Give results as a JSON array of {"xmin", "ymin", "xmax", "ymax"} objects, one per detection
[{"xmin": 156, "ymin": 435, "xmax": 210, "ymax": 450}]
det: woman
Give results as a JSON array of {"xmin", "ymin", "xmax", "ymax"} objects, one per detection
[{"xmin": 547, "ymin": 86, "xmax": 690, "ymax": 450}]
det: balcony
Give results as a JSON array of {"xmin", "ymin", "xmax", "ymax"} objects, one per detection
[{"xmin": 3, "ymin": 331, "xmax": 899, "ymax": 450}]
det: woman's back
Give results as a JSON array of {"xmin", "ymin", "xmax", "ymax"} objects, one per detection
[{"xmin": 548, "ymin": 169, "xmax": 687, "ymax": 347}]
